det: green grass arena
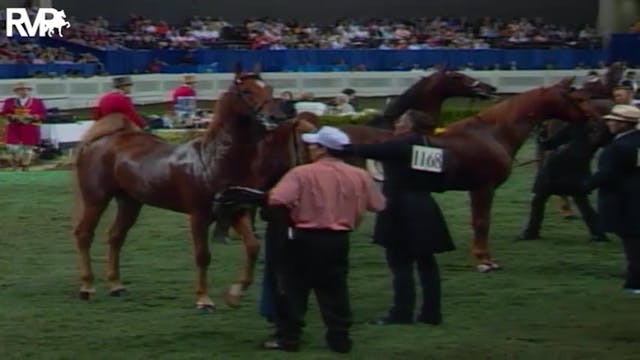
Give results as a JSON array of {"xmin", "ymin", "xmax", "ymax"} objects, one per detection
[{"xmin": 1, "ymin": 98, "xmax": 639, "ymax": 359}]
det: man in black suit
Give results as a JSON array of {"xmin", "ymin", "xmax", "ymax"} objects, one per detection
[{"xmin": 583, "ymin": 105, "xmax": 640, "ymax": 294}]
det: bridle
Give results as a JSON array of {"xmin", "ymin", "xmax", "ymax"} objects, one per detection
[{"xmin": 231, "ymin": 79, "xmax": 279, "ymax": 131}]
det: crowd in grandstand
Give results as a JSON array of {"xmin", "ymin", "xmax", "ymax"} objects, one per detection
[
  {"xmin": 61, "ymin": 15, "xmax": 605, "ymax": 51},
  {"xmin": 0, "ymin": 7, "xmax": 638, "ymax": 75}
]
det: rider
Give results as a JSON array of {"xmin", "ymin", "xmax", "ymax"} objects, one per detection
[{"xmin": 93, "ymin": 76, "xmax": 147, "ymax": 129}]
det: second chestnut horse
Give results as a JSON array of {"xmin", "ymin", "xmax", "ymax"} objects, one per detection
[{"xmin": 340, "ymin": 77, "xmax": 601, "ymax": 272}]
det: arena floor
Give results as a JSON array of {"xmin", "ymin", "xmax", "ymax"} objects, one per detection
[{"xmin": 1, "ymin": 138, "xmax": 638, "ymax": 359}]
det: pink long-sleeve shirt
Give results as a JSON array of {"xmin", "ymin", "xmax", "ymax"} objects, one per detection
[{"xmin": 269, "ymin": 157, "xmax": 386, "ymax": 231}]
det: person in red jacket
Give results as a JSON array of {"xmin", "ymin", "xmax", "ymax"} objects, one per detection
[
  {"xmin": 93, "ymin": 76, "xmax": 146, "ymax": 128},
  {"xmin": 171, "ymin": 74, "xmax": 197, "ymax": 105},
  {"xmin": 169, "ymin": 74, "xmax": 198, "ymax": 127},
  {"xmin": 1, "ymin": 82, "xmax": 47, "ymax": 171}
]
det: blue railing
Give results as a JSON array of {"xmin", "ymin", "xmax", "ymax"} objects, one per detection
[{"xmin": 3, "ymin": 34, "xmax": 639, "ymax": 78}]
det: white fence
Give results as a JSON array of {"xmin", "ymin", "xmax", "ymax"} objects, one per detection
[{"xmin": 0, "ymin": 69, "xmax": 632, "ymax": 110}]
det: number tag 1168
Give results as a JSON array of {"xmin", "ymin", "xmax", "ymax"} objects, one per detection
[{"xmin": 411, "ymin": 145, "xmax": 444, "ymax": 173}]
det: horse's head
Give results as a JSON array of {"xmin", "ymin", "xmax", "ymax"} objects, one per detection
[
  {"xmin": 372, "ymin": 69, "xmax": 497, "ymax": 129},
  {"xmin": 222, "ymin": 63, "xmax": 286, "ymax": 132},
  {"xmin": 543, "ymin": 77, "xmax": 602, "ymax": 122},
  {"xmin": 430, "ymin": 69, "xmax": 497, "ymax": 99}
]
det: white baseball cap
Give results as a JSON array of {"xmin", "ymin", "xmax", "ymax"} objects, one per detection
[{"xmin": 301, "ymin": 126, "xmax": 351, "ymax": 150}]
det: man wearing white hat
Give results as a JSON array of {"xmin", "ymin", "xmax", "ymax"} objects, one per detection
[
  {"xmin": 262, "ymin": 126, "xmax": 385, "ymax": 353},
  {"xmin": 0, "ymin": 82, "xmax": 47, "ymax": 170},
  {"xmin": 583, "ymin": 105, "xmax": 640, "ymax": 294}
]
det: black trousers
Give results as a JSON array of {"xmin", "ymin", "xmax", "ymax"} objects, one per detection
[
  {"xmin": 385, "ymin": 244, "xmax": 441, "ymax": 322},
  {"xmin": 276, "ymin": 228, "xmax": 351, "ymax": 344},
  {"xmin": 620, "ymin": 234, "xmax": 640, "ymax": 289},
  {"xmin": 522, "ymin": 192, "xmax": 604, "ymax": 237}
]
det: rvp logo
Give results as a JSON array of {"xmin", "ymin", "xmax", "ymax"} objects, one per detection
[{"xmin": 5, "ymin": 8, "xmax": 71, "ymax": 37}]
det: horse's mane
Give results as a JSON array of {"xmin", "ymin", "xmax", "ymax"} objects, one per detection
[
  {"xmin": 383, "ymin": 75, "xmax": 432, "ymax": 118},
  {"xmin": 447, "ymin": 88, "xmax": 546, "ymax": 130},
  {"xmin": 366, "ymin": 73, "xmax": 438, "ymax": 128}
]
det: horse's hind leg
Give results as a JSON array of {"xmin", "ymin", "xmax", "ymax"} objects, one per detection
[
  {"xmin": 469, "ymin": 187, "xmax": 500, "ymax": 273},
  {"xmin": 106, "ymin": 195, "xmax": 142, "ymax": 296},
  {"xmin": 223, "ymin": 209, "xmax": 260, "ymax": 308},
  {"xmin": 74, "ymin": 201, "xmax": 109, "ymax": 299}
]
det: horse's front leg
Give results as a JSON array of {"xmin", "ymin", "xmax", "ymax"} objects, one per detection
[
  {"xmin": 223, "ymin": 208, "xmax": 260, "ymax": 308},
  {"xmin": 469, "ymin": 187, "xmax": 500, "ymax": 272},
  {"xmin": 189, "ymin": 211, "xmax": 215, "ymax": 310}
]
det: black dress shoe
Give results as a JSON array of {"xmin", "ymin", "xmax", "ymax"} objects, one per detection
[
  {"xmin": 262, "ymin": 339, "xmax": 299, "ymax": 352},
  {"xmin": 516, "ymin": 232, "xmax": 540, "ymax": 241},
  {"xmin": 327, "ymin": 337, "xmax": 352, "ymax": 353},
  {"xmin": 416, "ymin": 314, "xmax": 442, "ymax": 325}
]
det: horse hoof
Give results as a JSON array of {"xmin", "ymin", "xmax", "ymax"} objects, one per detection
[
  {"xmin": 196, "ymin": 303, "xmax": 216, "ymax": 313},
  {"xmin": 477, "ymin": 263, "xmax": 502, "ymax": 273},
  {"xmin": 109, "ymin": 288, "xmax": 129, "ymax": 297},
  {"xmin": 78, "ymin": 290, "xmax": 94, "ymax": 300},
  {"xmin": 222, "ymin": 291, "xmax": 242, "ymax": 308}
]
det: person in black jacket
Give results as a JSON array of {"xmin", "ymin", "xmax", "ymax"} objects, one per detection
[
  {"xmin": 518, "ymin": 120, "xmax": 611, "ymax": 242},
  {"xmin": 582, "ymin": 105, "xmax": 640, "ymax": 294},
  {"xmin": 343, "ymin": 109, "xmax": 455, "ymax": 325}
]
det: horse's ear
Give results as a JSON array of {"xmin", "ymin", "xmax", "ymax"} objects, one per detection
[{"xmin": 234, "ymin": 62, "xmax": 242, "ymax": 78}]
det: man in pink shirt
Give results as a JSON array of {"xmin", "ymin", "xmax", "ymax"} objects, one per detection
[{"xmin": 262, "ymin": 126, "xmax": 385, "ymax": 353}]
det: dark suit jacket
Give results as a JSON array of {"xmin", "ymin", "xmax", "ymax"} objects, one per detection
[
  {"xmin": 583, "ymin": 130, "xmax": 640, "ymax": 235},
  {"xmin": 534, "ymin": 121, "xmax": 610, "ymax": 195},
  {"xmin": 345, "ymin": 134, "xmax": 454, "ymax": 255}
]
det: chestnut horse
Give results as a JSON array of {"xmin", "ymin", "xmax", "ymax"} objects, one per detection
[
  {"xmin": 340, "ymin": 78, "xmax": 601, "ymax": 272},
  {"xmin": 72, "ymin": 66, "xmax": 285, "ymax": 309}
]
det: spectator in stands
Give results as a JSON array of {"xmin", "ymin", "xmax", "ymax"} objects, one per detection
[
  {"xmin": 0, "ymin": 82, "xmax": 47, "ymax": 171},
  {"xmin": 93, "ymin": 76, "xmax": 147, "ymax": 129}
]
